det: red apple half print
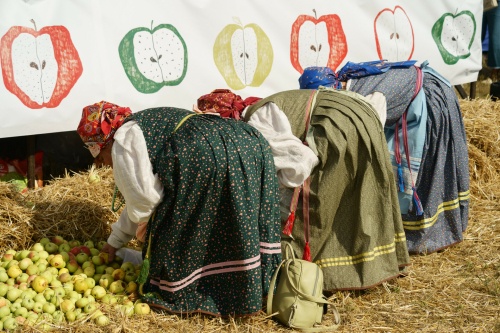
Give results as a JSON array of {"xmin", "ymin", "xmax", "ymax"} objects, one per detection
[
  {"xmin": 0, "ymin": 20, "xmax": 83, "ymax": 109},
  {"xmin": 290, "ymin": 9, "xmax": 348, "ymax": 73},
  {"xmin": 374, "ymin": 6, "xmax": 414, "ymax": 62}
]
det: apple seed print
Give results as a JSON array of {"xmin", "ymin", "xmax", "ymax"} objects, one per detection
[
  {"xmin": 0, "ymin": 19, "xmax": 83, "ymax": 109},
  {"xmin": 213, "ymin": 17, "xmax": 273, "ymax": 90},
  {"xmin": 119, "ymin": 21, "xmax": 188, "ymax": 94},
  {"xmin": 374, "ymin": 6, "xmax": 414, "ymax": 62},
  {"xmin": 432, "ymin": 9, "xmax": 476, "ymax": 65},
  {"xmin": 290, "ymin": 9, "xmax": 348, "ymax": 73}
]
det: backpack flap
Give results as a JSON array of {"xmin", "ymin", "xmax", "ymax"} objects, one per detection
[{"xmin": 267, "ymin": 244, "xmax": 340, "ymax": 331}]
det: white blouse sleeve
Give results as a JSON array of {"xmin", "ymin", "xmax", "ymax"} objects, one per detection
[
  {"xmin": 109, "ymin": 121, "xmax": 164, "ymax": 247},
  {"xmin": 243, "ymin": 103, "xmax": 319, "ymax": 188},
  {"xmin": 345, "ymin": 83, "xmax": 387, "ymax": 127},
  {"xmin": 364, "ymin": 92, "xmax": 387, "ymax": 126},
  {"xmin": 107, "ymin": 206, "xmax": 137, "ymax": 248}
]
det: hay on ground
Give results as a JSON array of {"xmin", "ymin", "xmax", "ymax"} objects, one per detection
[
  {"xmin": 0, "ymin": 182, "xmax": 35, "ymax": 254},
  {"xmin": 1, "ymin": 98, "xmax": 500, "ymax": 332}
]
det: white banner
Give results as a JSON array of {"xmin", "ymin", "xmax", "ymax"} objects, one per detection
[{"xmin": 0, "ymin": 0, "xmax": 483, "ymax": 138}]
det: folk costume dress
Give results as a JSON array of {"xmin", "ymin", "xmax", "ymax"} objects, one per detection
[
  {"xmin": 342, "ymin": 62, "xmax": 470, "ymax": 254},
  {"xmin": 77, "ymin": 103, "xmax": 282, "ymax": 317},
  {"xmin": 240, "ymin": 88, "xmax": 411, "ymax": 291}
]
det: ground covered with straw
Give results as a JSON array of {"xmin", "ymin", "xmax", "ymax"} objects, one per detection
[{"xmin": 1, "ymin": 98, "xmax": 500, "ymax": 332}]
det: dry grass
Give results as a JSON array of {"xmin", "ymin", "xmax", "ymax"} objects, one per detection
[{"xmin": 1, "ymin": 98, "xmax": 500, "ymax": 332}]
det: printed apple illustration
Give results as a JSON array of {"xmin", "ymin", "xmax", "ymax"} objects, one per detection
[
  {"xmin": 0, "ymin": 20, "xmax": 83, "ymax": 109},
  {"xmin": 374, "ymin": 6, "xmax": 414, "ymax": 62},
  {"xmin": 213, "ymin": 17, "xmax": 273, "ymax": 90},
  {"xmin": 432, "ymin": 9, "xmax": 476, "ymax": 65},
  {"xmin": 290, "ymin": 9, "xmax": 348, "ymax": 73},
  {"xmin": 119, "ymin": 21, "xmax": 188, "ymax": 94}
]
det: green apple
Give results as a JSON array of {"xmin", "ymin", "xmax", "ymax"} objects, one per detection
[
  {"xmin": 0, "ymin": 306, "xmax": 10, "ymax": 319},
  {"xmin": 119, "ymin": 20, "xmax": 188, "ymax": 94},
  {"xmin": 135, "ymin": 302, "xmax": 150, "ymax": 315},
  {"xmin": 3, "ymin": 317, "xmax": 16, "ymax": 330},
  {"xmin": 31, "ymin": 243, "xmax": 44, "ymax": 252},
  {"xmin": 213, "ymin": 17, "xmax": 273, "ymax": 90},
  {"xmin": 42, "ymin": 302, "xmax": 55, "ymax": 314},
  {"xmin": 432, "ymin": 9, "xmax": 476, "ymax": 65}
]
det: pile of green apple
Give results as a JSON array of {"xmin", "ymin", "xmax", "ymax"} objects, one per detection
[{"xmin": 0, "ymin": 236, "xmax": 150, "ymax": 331}]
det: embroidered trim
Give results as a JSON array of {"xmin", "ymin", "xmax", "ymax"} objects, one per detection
[
  {"xmin": 403, "ymin": 191, "xmax": 470, "ymax": 230},
  {"xmin": 314, "ymin": 235, "xmax": 407, "ymax": 268},
  {"xmin": 259, "ymin": 242, "xmax": 281, "ymax": 248},
  {"xmin": 315, "ymin": 241, "xmax": 399, "ymax": 268},
  {"xmin": 150, "ymin": 255, "xmax": 261, "ymax": 292}
]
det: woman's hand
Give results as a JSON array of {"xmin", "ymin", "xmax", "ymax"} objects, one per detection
[{"xmin": 100, "ymin": 243, "xmax": 118, "ymax": 263}]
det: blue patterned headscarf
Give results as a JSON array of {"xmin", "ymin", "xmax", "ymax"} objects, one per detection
[
  {"xmin": 299, "ymin": 61, "xmax": 417, "ymax": 90},
  {"xmin": 298, "ymin": 67, "xmax": 342, "ymax": 90}
]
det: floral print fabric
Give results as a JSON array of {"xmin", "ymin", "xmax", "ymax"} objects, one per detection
[
  {"xmin": 76, "ymin": 101, "xmax": 132, "ymax": 157},
  {"xmin": 129, "ymin": 107, "xmax": 282, "ymax": 316}
]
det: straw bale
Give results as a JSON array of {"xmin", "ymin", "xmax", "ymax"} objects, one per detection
[
  {"xmin": 4, "ymin": 98, "xmax": 500, "ymax": 332},
  {"xmin": 0, "ymin": 182, "xmax": 35, "ymax": 255},
  {"xmin": 22, "ymin": 166, "xmax": 129, "ymax": 244}
]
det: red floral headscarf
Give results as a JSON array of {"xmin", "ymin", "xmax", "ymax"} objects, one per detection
[
  {"xmin": 194, "ymin": 89, "xmax": 261, "ymax": 120},
  {"xmin": 76, "ymin": 101, "xmax": 132, "ymax": 158}
]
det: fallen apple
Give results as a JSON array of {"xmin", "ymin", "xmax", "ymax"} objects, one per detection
[
  {"xmin": 70, "ymin": 247, "xmax": 80, "ymax": 257},
  {"xmin": 126, "ymin": 281, "xmax": 138, "ymax": 294},
  {"xmin": 26, "ymin": 274, "xmax": 37, "ymax": 285},
  {"xmin": 31, "ymin": 243, "xmax": 44, "ymax": 252},
  {"xmin": 7, "ymin": 266, "xmax": 21, "ymax": 279},
  {"xmin": 213, "ymin": 17, "xmax": 273, "ymax": 90},
  {"xmin": 290, "ymin": 9, "xmax": 348, "ymax": 74},
  {"xmin": 38, "ymin": 251, "xmax": 49, "ymax": 260},
  {"xmin": 374, "ymin": 6, "xmax": 414, "ymax": 62},
  {"xmin": 6, "ymin": 289, "xmax": 21, "ymax": 302},
  {"xmin": 66, "ymin": 310, "xmax": 76, "ymax": 322},
  {"xmin": 97, "ymin": 241, "xmax": 107, "ymax": 251},
  {"xmin": 0, "ymin": 306, "xmax": 9, "ymax": 319},
  {"xmin": 42, "ymin": 302, "xmax": 55, "ymax": 314},
  {"xmin": 3, "ymin": 318, "xmax": 16, "ymax": 330},
  {"xmin": 50, "ymin": 256, "xmax": 65, "ymax": 269},
  {"xmin": 58, "ymin": 244, "xmax": 70, "ymax": 253},
  {"xmin": 79, "ymin": 247, "xmax": 91, "ymax": 257},
  {"xmin": 88, "ymin": 174, "xmax": 100, "ymax": 184},
  {"xmin": 44, "ymin": 243, "xmax": 58, "ymax": 254},
  {"xmin": 76, "ymin": 253, "xmax": 88, "ymax": 265},
  {"xmin": 432, "ymin": 9, "xmax": 476, "ymax": 65},
  {"xmin": 95, "ymin": 314, "xmax": 110, "ymax": 326},
  {"xmin": 135, "ymin": 302, "xmax": 150, "ymax": 315},
  {"xmin": 68, "ymin": 240, "xmax": 80, "ymax": 248},
  {"xmin": 91, "ymin": 286, "xmax": 106, "ymax": 300},
  {"xmin": 19, "ymin": 258, "xmax": 32, "ymax": 271},
  {"xmin": 84, "ymin": 241, "xmax": 94, "ymax": 249},
  {"xmin": 119, "ymin": 20, "xmax": 188, "ymax": 94},
  {"xmin": 1, "ymin": 254, "xmax": 13, "ymax": 262},
  {"xmin": 28, "ymin": 252, "xmax": 39, "ymax": 262},
  {"xmin": 0, "ymin": 284, "xmax": 7, "ymax": 296},
  {"xmin": 32, "ymin": 302, "xmax": 43, "ymax": 313}
]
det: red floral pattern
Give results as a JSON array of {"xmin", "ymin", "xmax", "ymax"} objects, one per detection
[
  {"xmin": 196, "ymin": 89, "xmax": 261, "ymax": 120},
  {"xmin": 76, "ymin": 101, "xmax": 132, "ymax": 157}
]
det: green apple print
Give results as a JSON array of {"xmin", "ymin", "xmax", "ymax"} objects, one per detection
[
  {"xmin": 119, "ymin": 21, "xmax": 188, "ymax": 93},
  {"xmin": 432, "ymin": 9, "xmax": 476, "ymax": 65}
]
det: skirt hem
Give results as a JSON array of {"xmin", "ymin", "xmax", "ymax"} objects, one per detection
[{"xmin": 146, "ymin": 303, "xmax": 262, "ymax": 318}]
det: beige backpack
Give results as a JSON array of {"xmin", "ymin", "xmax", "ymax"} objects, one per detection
[{"xmin": 267, "ymin": 244, "xmax": 340, "ymax": 332}]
